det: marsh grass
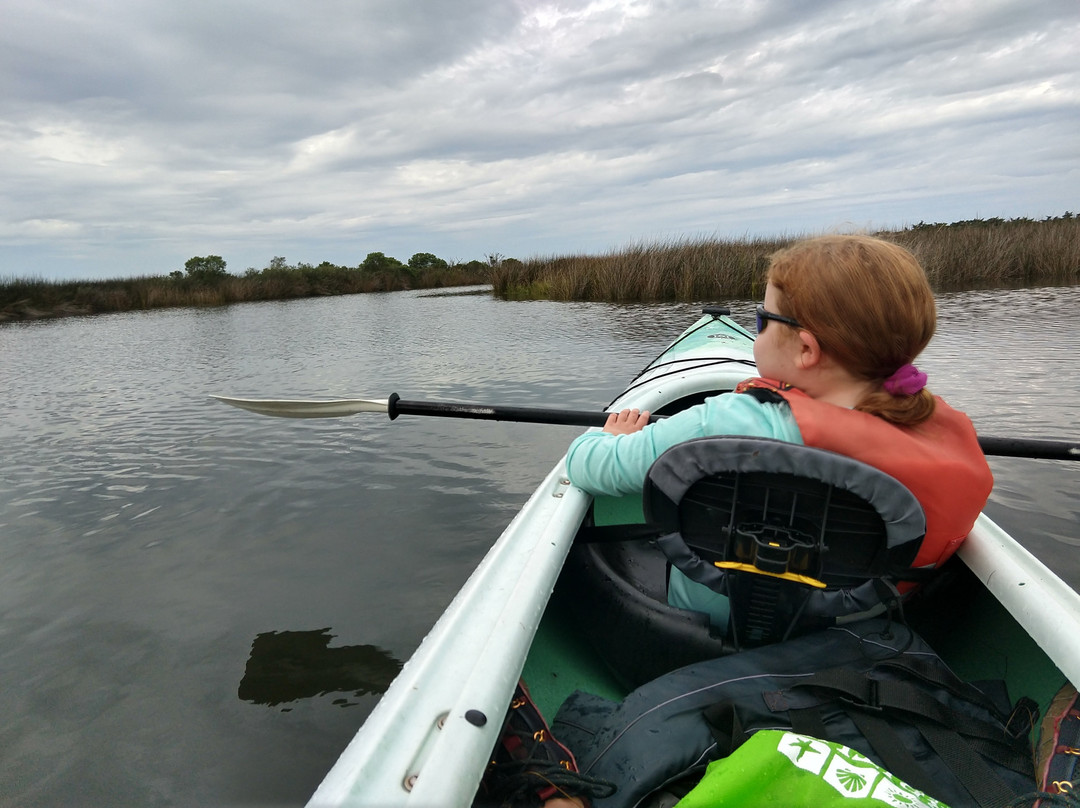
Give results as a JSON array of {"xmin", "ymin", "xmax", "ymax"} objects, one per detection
[
  {"xmin": 493, "ymin": 236, "xmax": 787, "ymax": 302},
  {"xmin": 0, "ymin": 260, "xmax": 492, "ymax": 322},
  {"xmin": 5, "ymin": 216, "xmax": 1077, "ymax": 321},
  {"xmin": 889, "ymin": 217, "xmax": 1080, "ymax": 290},
  {"xmin": 491, "ymin": 215, "xmax": 1080, "ymax": 302}
]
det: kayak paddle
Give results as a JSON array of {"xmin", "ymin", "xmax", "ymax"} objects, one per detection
[
  {"xmin": 209, "ymin": 394, "xmax": 1079, "ymax": 462},
  {"xmin": 209, "ymin": 394, "xmax": 645, "ymax": 427}
]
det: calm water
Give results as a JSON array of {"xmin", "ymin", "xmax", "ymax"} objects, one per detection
[{"xmin": 1, "ymin": 286, "xmax": 1078, "ymax": 807}]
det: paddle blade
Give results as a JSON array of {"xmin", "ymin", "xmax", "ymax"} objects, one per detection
[{"xmin": 209, "ymin": 395, "xmax": 389, "ymax": 419}]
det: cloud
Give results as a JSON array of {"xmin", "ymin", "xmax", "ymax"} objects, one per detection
[{"xmin": 1, "ymin": 0, "xmax": 1077, "ymax": 279}]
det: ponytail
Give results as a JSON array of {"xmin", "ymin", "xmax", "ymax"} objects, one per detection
[
  {"xmin": 855, "ymin": 388, "xmax": 936, "ymax": 426},
  {"xmin": 856, "ymin": 360, "xmax": 936, "ymax": 425}
]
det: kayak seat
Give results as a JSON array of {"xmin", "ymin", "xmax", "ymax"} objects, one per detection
[
  {"xmin": 558, "ymin": 436, "xmax": 928, "ymax": 687},
  {"xmin": 644, "ymin": 436, "xmax": 928, "ymax": 650}
]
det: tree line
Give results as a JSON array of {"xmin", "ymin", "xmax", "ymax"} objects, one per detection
[
  {"xmin": 173, "ymin": 251, "xmax": 490, "ymax": 283},
  {"xmin": 0, "ymin": 251, "xmax": 501, "ymax": 321}
]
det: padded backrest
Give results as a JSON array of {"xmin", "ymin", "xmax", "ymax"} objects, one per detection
[{"xmin": 642, "ymin": 437, "xmax": 927, "ymax": 646}]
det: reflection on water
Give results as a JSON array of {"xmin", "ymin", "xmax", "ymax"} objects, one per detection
[
  {"xmin": 1, "ymin": 284, "xmax": 1077, "ymax": 807},
  {"xmin": 238, "ymin": 629, "xmax": 402, "ymax": 709}
]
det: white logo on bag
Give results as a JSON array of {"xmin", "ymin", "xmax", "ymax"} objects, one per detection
[{"xmin": 776, "ymin": 732, "xmax": 948, "ymax": 807}]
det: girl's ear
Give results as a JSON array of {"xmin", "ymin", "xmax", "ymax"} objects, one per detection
[{"xmin": 795, "ymin": 329, "xmax": 823, "ymax": 369}]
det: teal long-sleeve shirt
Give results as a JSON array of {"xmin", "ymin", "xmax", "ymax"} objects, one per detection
[
  {"xmin": 565, "ymin": 392, "xmax": 804, "ymax": 496},
  {"xmin": 565, "ymin": 391, "xmax": 804, "ymax": 626}
]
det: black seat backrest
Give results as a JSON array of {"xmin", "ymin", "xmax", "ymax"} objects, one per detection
[{"xmin": 643, "ymin": 437, "xmax": 927, "ymax": 648}]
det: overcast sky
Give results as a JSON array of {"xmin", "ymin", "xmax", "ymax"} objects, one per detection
[{"xmin": 3, "ymin": 0, "xmax": 1077, "ymax": 281}]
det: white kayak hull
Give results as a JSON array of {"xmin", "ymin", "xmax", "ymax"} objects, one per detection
[{"xmin": 308, "ymin": 312, "xmax": 1079, "ymax": 807}]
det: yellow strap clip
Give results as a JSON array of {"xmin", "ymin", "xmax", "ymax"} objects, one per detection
[{"xmin": 713, "ymin": 561, "xmax": 827, "ymax": 589}]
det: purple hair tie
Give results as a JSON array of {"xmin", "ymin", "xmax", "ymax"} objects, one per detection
[{"xmin": 883, "ymin": 363, "xmax": 927, "ymax": 396}]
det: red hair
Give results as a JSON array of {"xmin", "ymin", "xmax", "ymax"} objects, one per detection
[{"xmin": 767, "ymin": 235, "xmax": 937, "ymax": 425}]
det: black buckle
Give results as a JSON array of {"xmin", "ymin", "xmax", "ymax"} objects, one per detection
[{"xmin": 734, "ymin": 523, "xmax": 816, "ymax": 576}]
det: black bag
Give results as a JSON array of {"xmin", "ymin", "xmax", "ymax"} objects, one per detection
[{"xmin": 553, "ymin": 619, "xmax": 1036, "ymax": 808}]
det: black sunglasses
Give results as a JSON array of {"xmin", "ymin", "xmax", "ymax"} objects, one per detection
[{"xmin": 755, "ymin": 304, "xmax": 801, "ymax": 334}]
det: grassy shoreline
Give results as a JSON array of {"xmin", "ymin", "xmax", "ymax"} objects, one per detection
[
  {"xmin": 0, "ymin": 258, "xmax": 493, "ymax": 323},
  {"xmin": 4, "ymin": 215, "xmax": 1077, "ymax": 322},
  {"xmin": 491, "ymin": 215, "xmax": 1080, "ymax": 302}
]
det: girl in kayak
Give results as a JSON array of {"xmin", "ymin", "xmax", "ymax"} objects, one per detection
[{"xmin": 565, "ymin": 234, "xmax": 993, "ymax": 626}]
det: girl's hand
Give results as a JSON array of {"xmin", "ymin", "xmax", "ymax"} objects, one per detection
[{"xmin": 603, "ymin": 408, "xmax": 650, "ymax": 435}]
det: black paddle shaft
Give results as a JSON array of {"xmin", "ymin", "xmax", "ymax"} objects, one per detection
[
  {"xmin": 976, "ymin": 436, "xmax": 1080, "ymax": 461},
  {"xmin": 386, "ymin": 394, "xmax": 652, "ymax": 428},
  {"xmin": 384, "ymin": 395, "xmax": 1079, "ymax": 461}
]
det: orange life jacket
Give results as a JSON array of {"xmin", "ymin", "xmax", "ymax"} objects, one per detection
[{"xmin": 736, "ymin": 378, "xmax": 994, "ymax": 570}]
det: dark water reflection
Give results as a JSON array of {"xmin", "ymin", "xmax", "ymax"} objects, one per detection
[
  {"xmin": 1, "ymin": 285, "xmax": 1077, "ymax": 806},
  {"xmin": 238, "ymin": 630, "xmax": 402, "ymax": 708}
]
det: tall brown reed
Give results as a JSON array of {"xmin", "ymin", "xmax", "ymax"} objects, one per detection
[
  {"xmin": 885, "ymin": 217, "xmax": 1080, "ymax": 290},
  {"xmin": 490, "ymin": 236, "xmax": 788, "ymax": 302},
  {"xmin": 491, "ymin": 216, "xmax": 1080, "ymax": 302}
]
